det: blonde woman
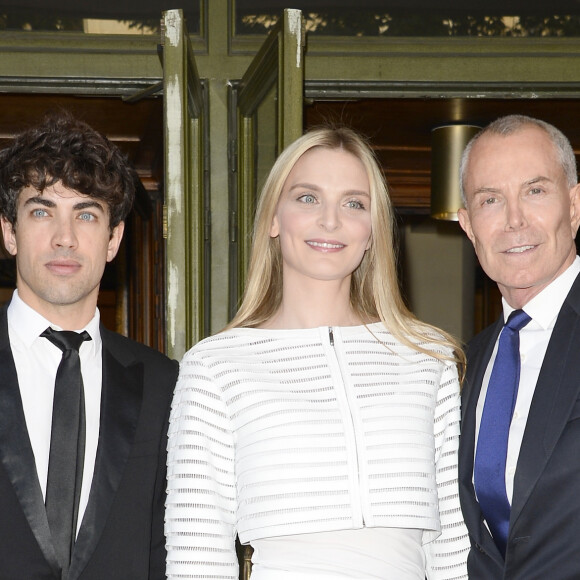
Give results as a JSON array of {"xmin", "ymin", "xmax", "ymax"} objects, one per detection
[{"xmin": 165, "ymin": 127, "xmax": 469, "ymax": 580}]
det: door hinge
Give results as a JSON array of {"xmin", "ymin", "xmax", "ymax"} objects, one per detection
[{"xmin": 163, "ymin": 204, "xmax": 168, "ymax": 239}]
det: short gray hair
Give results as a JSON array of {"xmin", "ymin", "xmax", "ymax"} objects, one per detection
[{"xmin": 459, "ymin": 114, "xmax": 578, "ymax": 206}]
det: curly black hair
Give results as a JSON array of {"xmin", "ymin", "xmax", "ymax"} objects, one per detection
[{"xmin": 0, "ymin": 110, "xmax": 136, "ymax": 231}]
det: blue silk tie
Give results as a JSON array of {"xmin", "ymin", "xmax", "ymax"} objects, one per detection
[{"xmin": 474, "ymin": 309, "xmax": 531, "ymax": 557}]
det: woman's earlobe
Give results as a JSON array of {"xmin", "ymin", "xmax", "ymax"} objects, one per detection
[{"xmin": 270, "ymin": 215, "xmax": 280, "ymax": 238}]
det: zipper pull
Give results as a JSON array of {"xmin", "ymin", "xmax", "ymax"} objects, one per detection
[{"xmin": 329, "ymin": 327, "xmax": 334, "ymax": 346}]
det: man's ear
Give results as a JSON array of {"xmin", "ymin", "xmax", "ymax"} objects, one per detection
[
  {"xmin": 1, "ymin": 217, "xmax": 17, "ymax": 256},
  {"xmin": 106, "ymin": 221, "xmax": 125, "ymax": 262},
  {"xmin": 457, "ymin": 207, "xmax": 475, "ymax": 245},
  {"xmin": 569, "ymin": 183, "xmax": 580, "ymax": 238}
]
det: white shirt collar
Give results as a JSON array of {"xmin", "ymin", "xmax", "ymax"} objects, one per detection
[
  {"xmin": 7, "ymin": 289, "xmax": 102, "ymax": 351},
  {"xmin": 502, "ymin": 255, "xmax": 580, "ymax": 330}
]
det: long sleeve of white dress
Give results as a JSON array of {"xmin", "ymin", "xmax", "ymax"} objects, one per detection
[
  {"xmin": 165, "ymin": 350, "xmax": 239, "ymax": 580},
  {"xmin": 424, "ymin": 362, "xmax": 470, "ymax": 580}
]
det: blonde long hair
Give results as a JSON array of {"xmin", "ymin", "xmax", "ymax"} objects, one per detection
[{"xmin": 227, "ymin": 126, "xmax": 465, "ymax": 370}]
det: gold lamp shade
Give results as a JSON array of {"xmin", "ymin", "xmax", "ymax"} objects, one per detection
[{"xmin": 430, "ymin": 124, "xmax": 480, "ymax": 221}]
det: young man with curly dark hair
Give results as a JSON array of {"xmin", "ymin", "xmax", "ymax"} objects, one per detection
[{"xmin": 0, "ymin": 111, "xmax": 178, "ymax": 580}]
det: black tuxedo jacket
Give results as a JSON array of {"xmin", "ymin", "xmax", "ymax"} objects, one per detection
[
  {"xmin": 0, "ymin": 304, "xmax": 179, "ymax": 579},
  {"xmin": 459, "ymin": 272, "xmax": 580, "ymax": 579}
]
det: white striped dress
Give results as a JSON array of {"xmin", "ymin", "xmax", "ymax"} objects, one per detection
[{"xmin": 165, "ymin": 323, "xmax": 469, "ymax": 579}]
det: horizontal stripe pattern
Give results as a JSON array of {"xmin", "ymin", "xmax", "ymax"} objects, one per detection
[{"xmin": 166, "ymin": 323, "xmax": 468, "ymax": 579}]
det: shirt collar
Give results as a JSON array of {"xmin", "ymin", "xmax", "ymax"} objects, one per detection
[
  {"xmin": 502, "ymin": 255, "xmax": 580, "ymax": 330},
  {"xmin": 7, "ymin": 289, "xmax": 102, "ymax": 351}
]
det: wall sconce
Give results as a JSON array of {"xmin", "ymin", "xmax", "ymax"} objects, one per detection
[{"xmin": 431, "ymin": 124, "xmax": 480, "ymax": 221}]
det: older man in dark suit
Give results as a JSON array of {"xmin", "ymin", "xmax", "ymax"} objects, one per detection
[
  {"xmin": 457, "ymin": 114, "xmax": 580, "ymax": 579},
  {"xmin": 0, "ymin": 112, "xmax": 178, "ymax": 579}
]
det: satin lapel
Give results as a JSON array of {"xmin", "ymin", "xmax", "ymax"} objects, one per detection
[
  {"xmin": 459, "ymin": 318, "xmax": 505, "ymax": 564},
  {"xmin": 68, "ymin": 331, "xmax": 144, "ymax": 580},
  {"xmin": 0, "ymin": 306, "xmax": 60, "ymax": 576},
  {"xmin": 510, "ymin": 292, "xmax": 580, "ymax": 527}
]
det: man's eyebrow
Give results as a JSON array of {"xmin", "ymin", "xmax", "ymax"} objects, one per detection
[
  {"xmin": 525, "ymin": 176, "xmax": 552, "ymax": 186},
  {"xmin": 22, "ymin": 196, "xmax": 105, "ymax": 212},
  {"xmin": 472, "ymin": 187, "xmax": 500, "ymax": 196},
  {"xmin": 73, "ymin": 200, "xmax": 106, "ymax": 212},
  {"xmin": 23, "ymin": 196, "xmax": 55, "ymax": 208},
  {"xmin": 472, "ymin": 177, "xmax": 553, "ymax": 197}
]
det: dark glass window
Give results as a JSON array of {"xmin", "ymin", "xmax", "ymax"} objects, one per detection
[
  {"xmin": 0, "ymin": 1, "xmax": 200, "ymax": 34},
  {"xmin": 235, "ymin": 1, "xmax": 580, "ymax": 37}
]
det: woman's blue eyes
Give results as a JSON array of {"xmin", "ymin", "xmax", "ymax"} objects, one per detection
[{"xmin": 296, "ymin": 194, "xmax": 365, "ymax": 209}]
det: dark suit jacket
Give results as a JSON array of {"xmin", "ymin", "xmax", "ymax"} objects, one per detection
[
  {"xmin": 0, "ymin": 304, "xmax": 179, "ymax": 579},
  {"xmin": 459, "ymin": 271, "xmax": 580, "ymax": 579}
]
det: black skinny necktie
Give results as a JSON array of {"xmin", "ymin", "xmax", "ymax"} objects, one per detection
[{"xmin": 41, "ymin": 327, "xmax": 91, "ymax": 578}]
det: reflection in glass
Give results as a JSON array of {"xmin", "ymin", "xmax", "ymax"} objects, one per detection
[
  {"xmin": 0, "ymin": 2, "xmax": 200, "ymax": 34},
  {"xmin": 235, "ymin": 2, "xmax": 580, "ymax": 37}
]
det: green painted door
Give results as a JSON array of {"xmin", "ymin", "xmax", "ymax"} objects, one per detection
[
  {"xmin": 229, "ymin": 8, "xmax": 305, "ymax": 318},
  {"xmin": 162, "ymin": 8, "xmax": 208, "ymax": 359}
]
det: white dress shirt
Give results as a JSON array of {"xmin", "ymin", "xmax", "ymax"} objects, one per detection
[
  {"xmin": 7, "ymin": 290, "xmax": 103, "ymax": 535},
  {"xmin": 475, "ymin": 256, "xmax": 580, "ymax": 503}
]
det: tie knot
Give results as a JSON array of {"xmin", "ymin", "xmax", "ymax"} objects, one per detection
[
  {"xmin": 505, "ymin": 309, "xmax": 531, "ymax": 332},
  {"xmin": 41, "ymin": 327, "xmax": 92, "ymax": 353}
]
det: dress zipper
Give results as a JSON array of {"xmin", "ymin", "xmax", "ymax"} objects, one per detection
[{"xmin": 326, "ymin": 325, "xmax": 364, "ymax": 526}]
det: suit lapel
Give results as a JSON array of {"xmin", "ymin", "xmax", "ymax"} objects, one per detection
[
  {"xmin": 510, "ymin": 281, "xmax": 580, "ymax": 527},
  {"xmin": 68, "ymin": 328, "xmax": 144, "ymax": 580},
  {"xmin": 459, "ymin": 317, "xmax": 505, "ymax": 564},
  {"xmin": 0, "ymin": 306, "xmax": 61, "ymax": 576}
]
